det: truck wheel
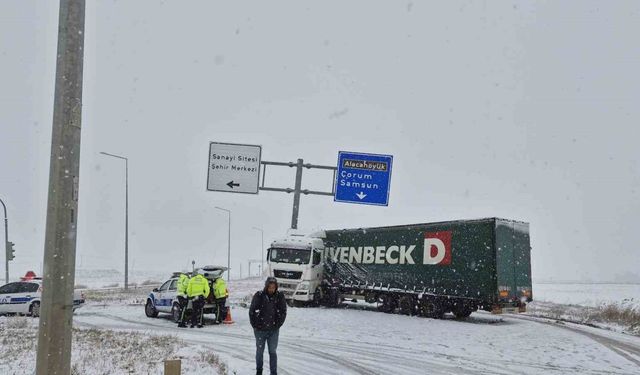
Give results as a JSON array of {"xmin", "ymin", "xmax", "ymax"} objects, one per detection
[
  {"xmin": 419, "ymin": 300, "xmax": 444, "ymax": 319},
  {"xmin": 398, "ymin": 296, "xmax": 416, "ymax": 316},
  {"xmin": 377, "ymin": 294, "xmax": 396, "ymax": 313},
  {"xmin": 453, "ymin": 307, "xmax": 473, "ymax": 319},
  {"xmin": 312, "ymin": 287, "xmax": 323, "ymax": 307},
  {"xmin": 145, "ymin": 299, "xmax": 158, "ymax": 318},
  {"xmin": 171, "ymin": 303, "xmax": 182, "ymax": 322},
  {"xmin": 30, "ymin": 302, "xmax": 40, "ymax": 318}
]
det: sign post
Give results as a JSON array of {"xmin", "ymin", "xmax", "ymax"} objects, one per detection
[
  {"xmin": 206, "ymin": 144, "xmax": 394, "ymax": 228},
  {"xmin": 207, "ymin": 142, "xmax": 262, "ymax": 194},
  {"xmin": 334, "ymin": 151, "xmax": 393, "ymax": 206}
]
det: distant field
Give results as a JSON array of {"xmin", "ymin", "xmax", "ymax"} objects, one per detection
[{"xmin": 533, "ymin": 282, "xmax": 640, "ymax": 308}]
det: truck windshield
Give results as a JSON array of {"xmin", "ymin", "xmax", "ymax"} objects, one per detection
[{"xmin": 269, "ymin": 248, "xmax": 310, "ymax": 264}]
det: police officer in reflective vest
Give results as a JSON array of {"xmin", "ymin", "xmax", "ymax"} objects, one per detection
[
  {"xmin": 176, "ymin": 272, "xmax": 190, "ymax": 328},
  {"xmin": 213, "ymin": 276, "xmax": 229, "ymax": 324},
  {"xmin": 187, "ymin": 271, "xmax": 210, "ymax": 328}
]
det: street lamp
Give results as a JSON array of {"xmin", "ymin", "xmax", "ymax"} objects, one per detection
[
  {"xmin": 99, "ymin": 151, "xmax": 129, "ymax": 290},
  {"xmin": 1, "ymin": 198, "xmax": 9, "ymax": 284},
  {"xmin": 252, "ymin": 226, "xmax": 264, "ymax": 276},
  {"xmin": 214, "ymin": 206, "xmax": 231, "ymax": 277}
]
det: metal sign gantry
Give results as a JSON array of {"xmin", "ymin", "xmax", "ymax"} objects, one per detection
[{"xmin": 259, "ymin": 159, "xmax": 336, "ymax": 229}]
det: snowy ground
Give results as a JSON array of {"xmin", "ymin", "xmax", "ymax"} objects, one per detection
[
  {"xmin": 2, "ymin": 277, "xmax": 639, "ymax": 374},
  {"xmin": 533, "ymin": 282, "xmax": 640, "ymax": 308}
]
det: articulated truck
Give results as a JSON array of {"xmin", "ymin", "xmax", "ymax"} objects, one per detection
[{"xmin": 266, "ymin": 218, "xmax": 532, "ymax": 318}]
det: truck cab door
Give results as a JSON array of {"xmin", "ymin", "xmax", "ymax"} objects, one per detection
[{"xmin": 311, "ymin": 250, "xmax": 324, "ymax": 279}]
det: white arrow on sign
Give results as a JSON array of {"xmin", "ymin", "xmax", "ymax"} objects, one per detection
[{"xmin": 356, "ymin": 192, "xmax": 367, "ymax": 200}]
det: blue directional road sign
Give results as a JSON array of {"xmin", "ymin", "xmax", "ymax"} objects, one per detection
[{"xmin": 334, "ymin": 151, "xmax": 393, "ymax": 206}]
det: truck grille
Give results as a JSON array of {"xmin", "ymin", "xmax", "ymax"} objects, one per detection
[{"xmin": 274, "ymin": 270, "xmax": 302, "ymax": 279}]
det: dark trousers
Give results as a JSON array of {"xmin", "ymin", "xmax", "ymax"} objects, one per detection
[
  {"xmin": 254, "ymin": 328, "xmax": 279, "ymax": 375},
  {"xmin": 177, "ymin": 296, "xmax": 188, "ymax": 324},
  {"xmin": 215, "ymin": 297, "xmax": 227, "ymax": 323},
  {"xmin": 190, "ymin": 296, "xmax": 205, "ymax": 326}
]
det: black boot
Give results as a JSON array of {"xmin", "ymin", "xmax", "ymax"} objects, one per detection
[{"xmin": 256, "ymin": 369, "xmax": 263, "ymax": 375}]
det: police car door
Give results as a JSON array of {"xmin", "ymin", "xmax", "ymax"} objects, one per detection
[
  {"xmin": 0, "ymin": 282, "xmax": 21, "ymax": 314},
  {"xmin": 167, "ymin": 279, "xmax": 178, "ymax": 306},
  {"xmin": 14, "ymin": 282, "xmax": 39, "ymax": 314},
  {"xmin": 155, "ymin": 280, "xmax": 172, "ymax": 313}
]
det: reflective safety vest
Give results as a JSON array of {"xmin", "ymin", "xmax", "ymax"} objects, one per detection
[
  {"xmin": 187, "ymin": 274, "xmax": 210, "ymax": 298},
  {"xmin": 213, "ymin": 278, "xmax": 228, "ymax": 299},
  {"xmin": 177, "ymin": 274, "xmax": 189, "ymax": 296}
]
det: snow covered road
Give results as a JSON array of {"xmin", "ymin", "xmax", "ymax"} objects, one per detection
[{"xmin": 73, "ymin": 301, "xmax": 640, "ymax": 374}]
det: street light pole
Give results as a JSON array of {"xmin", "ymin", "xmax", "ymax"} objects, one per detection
[
  {"xmin": 214, "ymin": 206, "xmax": 231, "ymax": 277},
  {"xmin": 100, "ymin": 151, "xmax": 129, "ymax": 290},
  {"xmin": 1, "ymin": 198, "xmax": 9, "ymax": 284},
  {"xmin": 252, "ymin": 226, "xmax": 264, "ymax": 276}
]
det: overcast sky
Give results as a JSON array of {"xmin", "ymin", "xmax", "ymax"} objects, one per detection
[{"xmin": 1, "ymin": 1, "xmax": 638, "ymax": 283}]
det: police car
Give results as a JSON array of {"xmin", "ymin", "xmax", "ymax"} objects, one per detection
[
  {"xmin": 0, "ymin": 271, "xmax": 86, "ymax": 317},
  {"xmin": 145, "ymin": 266, "xmax": 227, "ymax": 322}
]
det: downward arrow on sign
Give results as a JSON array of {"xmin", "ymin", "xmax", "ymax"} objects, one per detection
[{"xmin": 356, "ymin": 192, "xmax": 367, "ymax": 200}]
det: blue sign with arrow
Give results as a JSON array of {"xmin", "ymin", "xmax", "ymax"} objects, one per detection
[{"xmin": 334, "ymin": 151, "xmax": 393, "ymax": 206}]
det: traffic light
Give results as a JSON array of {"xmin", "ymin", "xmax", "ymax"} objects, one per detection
[{"xmin": 6, "ymin": 241, "xmax": 15, "ymax": 261}]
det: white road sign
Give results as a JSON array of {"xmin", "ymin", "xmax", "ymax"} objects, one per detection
[{"xmin": 207, "ymin": 142, "xmax": 262, "ymax": 194}]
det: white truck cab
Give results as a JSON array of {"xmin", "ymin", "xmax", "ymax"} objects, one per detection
[{"xmin": 266, "ymin": 230, "xmax": 325, "ymax": 305}]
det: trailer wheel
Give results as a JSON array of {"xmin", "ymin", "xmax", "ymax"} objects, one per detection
[
  {"xmin": 377, "ymin": 294, "xmax": 396, "ymax": 313},
  {"xmin": 364, "ymin": 292, "xmax": 377, "ymax": 304},
  {"xmin": 398, "ymin": 296, "xmax": 416, "ymax": 316},
  {"xmin": 452, "ymin": 307, "xmax": 473, "ymax": 319},
  {"xmin": 327, "ymin": 289, "xmax": 341, "ymax": 307},
  {"xmin": 419, "ymin": 300, "xmax": 444, "ymax": 319}
]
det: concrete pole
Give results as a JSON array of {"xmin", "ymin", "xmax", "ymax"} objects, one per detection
[
  {"xmin": 291, "ymin": 158, "xmax": 303, "ymax": 229},
  {"xmin": 36, "ymin": 1, "xmax": 85, "ymax": 374},
  {"xmin": 1, "ymin": 198, "xmax": 8, "ymax": 284}
]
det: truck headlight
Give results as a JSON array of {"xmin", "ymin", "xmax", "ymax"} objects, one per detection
[{"xmin": 297, "ymin": 282, "xmax": 310, "ymax": 291}]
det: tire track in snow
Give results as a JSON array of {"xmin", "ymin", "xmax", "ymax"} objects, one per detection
[
  {"xmin": 508, "ymin": 314, "xmax": 640, "ymax": 369},
  {"xmin": 76, "ymin": 309, "xmax": 377, "ymax": 374}
]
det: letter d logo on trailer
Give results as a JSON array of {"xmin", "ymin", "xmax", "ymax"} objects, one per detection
[{"xmin": 424, "ymin": 231, "xmax": 452, "ymax": 265}]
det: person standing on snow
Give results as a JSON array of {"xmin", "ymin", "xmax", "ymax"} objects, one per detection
[
  {"xmin": 176, "ymin": 272, "xmax": 190, "ymax": 328},
  {"xmin": 187, "ymin": 271, "xmax": 210, "ymax": 328},
  {"xmin": 249, "ymin": 277, "xmax": 287, "ymax": 375},
  {"xmin": 212, "ymin": 275, "xmax": 229, "ymax": 324}
]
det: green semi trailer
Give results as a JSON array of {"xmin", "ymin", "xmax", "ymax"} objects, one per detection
[
  {"xmin": 266, "ymin": 218, "xmax": 532, "ymax": 318},
  {"xmin": 319, "ymin": 218, "xmax": 532, "ymax": 318}
]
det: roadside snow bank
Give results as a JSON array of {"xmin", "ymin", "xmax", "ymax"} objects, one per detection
[
  {"xmin": 0, "ymin": 316, "xmax": 227, "ymax": 375},
  {"xmin": 527, "ymin": 300, "xmax": 640, "ymax": 336}
]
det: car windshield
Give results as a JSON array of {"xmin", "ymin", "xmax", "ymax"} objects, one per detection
[{"xmin": 269, "ymin": 248, "xmax": 311, "ymax": 264}]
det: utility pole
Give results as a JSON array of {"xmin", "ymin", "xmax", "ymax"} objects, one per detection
[
  {"xmin": 214, "ymin": 206, "xmax": 231, "ymax": 276},
  {"xmin": 1, "ymin": 198, "xmax": 9, "ymax": 284},
  {"xmin": 36, "ymin": 1, "xmax": 85, "ymax": 374},
  {"xmin": 259, "ymin": 160, "xmax": 336, "ymax": 229},
  {"xmin": 252, "ymin": 226, "xmax": 264, "ymax": 275},
  {"xmin": 99, "ymin": 151, "xmax": 129, "ymax": 290}
]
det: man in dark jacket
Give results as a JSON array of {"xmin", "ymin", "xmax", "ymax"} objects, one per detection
[{"xmin": 249, "ymin": 277, "xmax": 287, "ymax": 375}]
